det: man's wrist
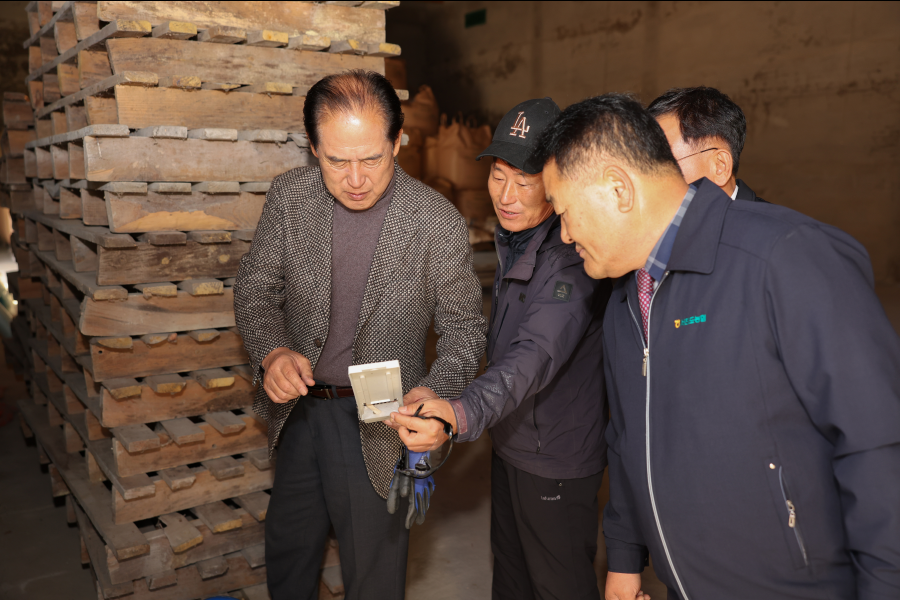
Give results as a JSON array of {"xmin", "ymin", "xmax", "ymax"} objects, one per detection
[{"xmin": 261, "ymin": 346, "xmax": 291, "ymax": 370}]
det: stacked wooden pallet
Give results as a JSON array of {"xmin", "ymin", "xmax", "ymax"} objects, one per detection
[
  {"xmin": 1, "ymin": 93, "xmax": 38, "ymax": 375},
  {"xmin": 11, "ymin": 1, "xmax": 405, "ymax": 598}
]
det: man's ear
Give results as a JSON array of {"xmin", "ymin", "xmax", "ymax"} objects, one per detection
[
  {"xmin": 309, "ymin": 143, "xmax": 319, "ymax": 158},
  {"xmin": 605, "ymin": 165, "xmax": 635, "ymax": 214},
  {"xmin": 392, "ymin": 128, "xmax": 403, "ymax": 157},
  {"xmin": 710, "ymin": 148, "xmax": 733, "ymax": 187}
]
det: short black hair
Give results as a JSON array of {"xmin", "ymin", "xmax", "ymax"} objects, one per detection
[
  {"xmin": 303, "ymin": 69, "xmax": 404, "ymax": 149},
  {"xmin": 534, "ymin": 93, "xmax": 680, "ymax": 179},
  {"xmin": 647, "ymin": 86, "xmax": 746, "ymax": 174}
]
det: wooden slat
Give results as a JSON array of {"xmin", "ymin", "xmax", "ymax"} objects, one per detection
[
  {"xmin": 158, "ymin": 418, "xmax": 205, "ymax": 446},
  {"xmin": 196, "ymin": 555, "xmax": 229, "ymax": 579},
  {"xmin": 92, "ymin": 374, "xmax": 255, "ymax": 428},
  {"xmin": 84, "ymin": 135, "xmax": 313, "ymax": 182},
  {"xmin": 95, "ymin": 239, "xmax": 252, "ymax": 285},
  {"xmin": 144, "ymin": 373, "xmax": 185, "ymax": 394},
  {"xmin": 146, "ymin": 569, "xmax": 178, "ymax": 591},
  {"xmin": 105, "ymin": 511, "xmax": 264, "ymax": 586},
  {"xmin": 114, "ymin": 85, "xmax": 306, "ymax": 130},
  {"xmin": 193, "ymin": 369, "xmax": 235, "ymax": 391},
  {"xmin": 37, "ymin": 71, "xmax": 157, "ymax": 119},
  {"xmin": 103, "ymin": 377, "xmax": 141, "ymax": 399},
  {"xmin": 158, "ymin": 513, "xmax": 203, "ymax": 554},
  {"xmin": 113, "ymin": 416, "xmax": 265, "ymax": 477},
  {"xmin": 234, "ymin": 492, "xmax": 269, "ymax": 523},
  {"xmin": 201, "ymin": 456, "xmax": 246, "ymax": 481},
  {"xmin": 177, "ymin": 279, "xmax": 223, "ymax": 296},
  {"xmin": 96, "ymin": 0, "xmax": 387, "ymax": 43},
  {"xmin": 111, "ymin": 422, "xmax": 159, "ymax": 453},
  {"xmin": 240, "ymin": 543, "xmax": 265, "ymax": 568},
  {"xmin": 191, "ymin": 500, "xmax": 242, "ymax": 533},
  {"xmin": 158, "ymin": 465, "xmax": 196, "ymax": 491},
  {"xmin": 89, "ymin": 330, "xmax": 248, "ymax": 381},
  {"xmin": 106, "ymin": 37, "xmax": 383, "ymax": 89},
  {"xmin": 151, "ymin": 21, "xmax": 196, "ymax": 40}
]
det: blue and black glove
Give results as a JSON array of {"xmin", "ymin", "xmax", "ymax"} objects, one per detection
[{"xmin": 386, "ymin": 450, "xmax": 435, "ymax": 529}]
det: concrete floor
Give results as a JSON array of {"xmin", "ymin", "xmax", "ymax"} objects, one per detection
[{"xmin": 2, "ymin": 282, "xmax": 899, "ymax": 600}]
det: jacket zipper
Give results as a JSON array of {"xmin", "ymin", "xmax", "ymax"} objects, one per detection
[
  {"xmin": 627, "ymin": 271, "xmax": 690, "ymax": 600},
  {"xmin": 778, "ymin": 467, "xmax": 809, "ymax": 566}
]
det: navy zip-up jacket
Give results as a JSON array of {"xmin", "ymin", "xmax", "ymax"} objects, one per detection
[
  {"xmin": 452, "ymin": 215, "xmax": 612, "ymax": 479},
  {"xmin": 604, "ymin": 179, "xmax": 900, "ymax": 599}
]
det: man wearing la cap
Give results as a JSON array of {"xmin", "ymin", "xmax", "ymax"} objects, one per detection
[{"xmin": 389, "ymin": 98, "xmax": 613, "ymax": 599}]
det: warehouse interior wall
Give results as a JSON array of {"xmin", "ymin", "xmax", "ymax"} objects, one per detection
[{"xmin": 388, "ymin": 1, "xmax": 900, "ymax": 283}]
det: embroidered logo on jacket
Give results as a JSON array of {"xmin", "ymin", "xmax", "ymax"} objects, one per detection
[
  {"xmin": 674, "ymin": 314, "xmax": 707, "ymax": 329},
  {"xmin": 553, "ymin": 281, "xmax": 572, "ymax": 302}
]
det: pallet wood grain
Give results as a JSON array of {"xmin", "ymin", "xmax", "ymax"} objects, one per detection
[
  {"xmin": 89, "ymin": 329, "xmax": 248, "ymax": 381},
  {"xmin": 79, "ymin": 289, "xmax": 237, "ymax": 336},
  {"xmin": 95, "ymin": 239, "xmax": 251, "ymax": 285},
  {"xmin": 84, "ymin": 135, "xmax": 313, "ymax": 183},
  {"xmin": 112, "ymin": 414, "xmax": 266, "ymax": 477},
  {"xmin": 106, "ymin": 511, "xmax": 264, "ymax": 585},
  {"xmin": 104, "ymin": 188, "xmax": 265, "ymax": 233},
  {"xmin": 106, "ymin": 37, "xmax": 383, "ymax": 89},
  {"xmin": 97, "ymin": 0, "xmax": 386, "ymax": 44},
  {"xmin": 77, "ymin": 368, "xmax": 253, "ymax": 428},
  {"xmin": 112, "ymin": 459, "xmax": 273, "ymax": 524}
]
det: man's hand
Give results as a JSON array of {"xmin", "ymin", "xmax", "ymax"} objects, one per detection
[
  {"xmin": 388, "ymin": 399, "xmax": 457, "ymax": 452},
  {"xmin": 261, "ymin": 347, "xmax": 315, "ymax": 403},
  {"xmin": 606, "ymin": 572, "xmax": 650, "ymax": 600},
  {"xmin": 403, "ymin": 386, "xmax": 439, "ymax": 406}
]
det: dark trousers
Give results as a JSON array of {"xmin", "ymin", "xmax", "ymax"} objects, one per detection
[
  {"xmin": 266, "ymin": 395, "xmax": 409, "ymax": 600},
  {"xmin": 491, "ymin": 450, "xmax": 604, "ymax": 600}
]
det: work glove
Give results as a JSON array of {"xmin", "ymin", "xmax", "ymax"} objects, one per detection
[{"xmin": 386, "ymin": 450, "xmax": 435, "ymax": 529}]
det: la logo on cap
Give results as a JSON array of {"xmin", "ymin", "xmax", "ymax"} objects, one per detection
[{"xmin": 509, "ymin": 111, "xmax": 530, "ymax": 139}]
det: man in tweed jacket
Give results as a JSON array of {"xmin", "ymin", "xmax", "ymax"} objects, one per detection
[{"xmin": 234, "ymin": 71, "xmax": 486, "ymax": 600}]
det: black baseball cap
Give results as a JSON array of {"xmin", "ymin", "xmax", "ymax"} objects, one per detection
[{"xmin": 476, "ymin": 97, "xmax": 561, "ymax": 174}]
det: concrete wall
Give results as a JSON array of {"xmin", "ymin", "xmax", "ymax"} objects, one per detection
[
  {"xmin": 388, "ymin": 1, "xmax": 900, "ymax": 283},
  {"xmin": 0, "ymin": 2, "xmax": 31, "ymax": 97}
]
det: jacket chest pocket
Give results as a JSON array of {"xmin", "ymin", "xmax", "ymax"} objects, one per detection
[{"xmin": 764, "ymin": 461, "xmax": 809, "ymax": 570}]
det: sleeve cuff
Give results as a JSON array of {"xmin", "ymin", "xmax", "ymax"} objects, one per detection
[
  {"xmin": 449, "ymin": 399, "xmax": 469, "ymax": 438},
  {"xmin": 604, "ymin": 542, "xmax": 649, "ymax": 574}
]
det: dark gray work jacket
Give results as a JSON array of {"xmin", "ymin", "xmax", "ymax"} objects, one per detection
[{"xmin": 452, "ymin": 215, "xmax": 612, "ymax": 479}]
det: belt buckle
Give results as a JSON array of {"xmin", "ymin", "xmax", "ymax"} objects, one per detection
[{"xmin": 324, "ymin": 387, "xmax": 334, "ymax": 399}]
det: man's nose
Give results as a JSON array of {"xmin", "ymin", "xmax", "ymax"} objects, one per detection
[
  {"xmin": 498, "ymin": 181, "xmax": 517, "ymax": 205},
  {"xmin": 347, "ymin": 163, "xmax": 365, "ymax": 188},
  {"xmin": 560, "ymin": 219, "xmax": 574, "ymax": 244}
]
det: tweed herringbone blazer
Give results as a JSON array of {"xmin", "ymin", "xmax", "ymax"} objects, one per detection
[{"xmin": 233, "ymin": 162, "xmax": 486, "ymax": 498}]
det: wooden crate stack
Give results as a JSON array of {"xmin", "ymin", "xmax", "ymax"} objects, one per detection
[{"xmin": 10, "ymin": 1, "xmax": 404, "ymax": 599}]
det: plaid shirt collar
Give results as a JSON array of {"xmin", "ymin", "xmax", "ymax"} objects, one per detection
[{"xmin": 643, "ymin": 183, "xmax": 698, "ymax": 282}]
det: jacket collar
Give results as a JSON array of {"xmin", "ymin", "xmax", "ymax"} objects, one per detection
[
  {"xmin": 495, "ymin": 214, "xmax": 561, "ymax": 282},
  {"xmin": 735, "ymin": 178, "xmax": 759, "ymax": 203},
  {"xmin": 665, "ymin": 177, "xmax": 732, "ymax": 275}
]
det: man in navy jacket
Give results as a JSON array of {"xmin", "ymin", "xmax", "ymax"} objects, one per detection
[
  {"xmin": 391, "ymin": 98, "xmax": 611, "ymax": 599},
  {"xmin": 536, "ymin": 94, "xmax": 900, "ymax": 600}
]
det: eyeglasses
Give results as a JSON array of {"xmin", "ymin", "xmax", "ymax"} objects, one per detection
[{"xmin": 675, "ymin": 147, "xmax": 720, "ymax": 162}]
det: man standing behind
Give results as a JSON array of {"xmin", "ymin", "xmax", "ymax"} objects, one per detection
[
  {"xmin": 391, "ymin": 99, "xmax": 612, "ymax": 600},
  {"xmin": 537, "ymin": 94, "xmax": 900, "ymax": 600},
  {"xmin": 649, "ymin": 86, "xmax": 766, "ymax": 203},
  {"xmin": 234, "ymin": 70, "xmax": 486, "ymax": 600}
]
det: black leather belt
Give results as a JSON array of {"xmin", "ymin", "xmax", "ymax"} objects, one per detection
[{"xmin": 307, "ymin": 385, "xmax": 354, "ymax": 399}]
